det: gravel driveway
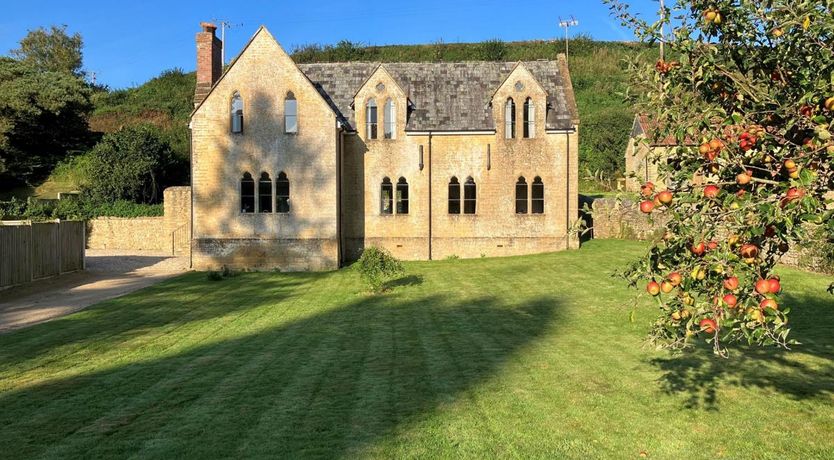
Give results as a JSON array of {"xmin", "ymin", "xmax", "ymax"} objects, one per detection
[{"xmin": 0, "ymin": 250, "xmax": 189, "ymax": 333}]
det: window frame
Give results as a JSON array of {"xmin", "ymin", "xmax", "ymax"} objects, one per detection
[
  {"xmin": 396, "ymin": 177, "xmax": 409, "ymax": 214},
  {"xmin": 532, "ymin": 176, "xmax": 545, "ymax": 214},
  {"xmin": 231, "ymin": 92, "xmax": 244, "ymax": 134},
  {"xmin": 240, "ymin": 172, "xmax": 255, "ymax": 213},
  {"xmin": 276, "ymin": 171, "xmax": 290, "ymax": 213},
  {"xmin": 380, "ymin": 177, "xmax": 393, "ymax": 215},
  {"xmin": 258, "ymin": 172, "xmax": 273, "ymax": 213},
  {"xmin": 448, "ymin": 177, "xmax": 461, "ymax": 214},
  {"xmin": 383, "ymin": 99, "xmax": 396, "ymax": 139},
  {"xmin": 284, "ymin": 92, "xmax": 298, "ymax": 134},
  {"xmin": 463, "ymin": 176, "xmax": 477, "ymax": 214},
  {"xmin": 515, "ymin": 176, "xmax": 528, "ymax": 214},
  {"xmin": 366, "ymin": 98, "xmax": 378, "ymax": 140},
  {"xmin": 523, "ymin": 98, "xmax": 536, "ymax": 139},
  {"xmin": 505, "ymin": 98, "xmax": 516, "ymax": 139}
]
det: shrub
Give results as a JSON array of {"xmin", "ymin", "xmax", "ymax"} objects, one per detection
[
  {"xmin": 357, "ymin": 247, "xmax": 404, "ymax": 293},
  {"xmin": 478, "ymin": 39, "xmax": 506, "ymax": 61},
  {"xmin": 0, "ymin": 194, "xmax": 162, "ymax": 221},
  {"xmin": 83, "ymin": 124, "xmax": 177, "ymax": 204}
]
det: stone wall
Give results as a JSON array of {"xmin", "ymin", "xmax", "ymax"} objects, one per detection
[
  {"xmin": 87, "ymin": 217, "xmax": 167, "ymax": 251},
  {"xmin": 86, "ymin": 186, "xmax": 192, "ymax": 254},
  {"xmin": 591, "ymin": 197, "xmax": 668, "ymax": 240},
  {"xmin": 590, "ymin": 197, "xmax": 832, "ymax": 273}
]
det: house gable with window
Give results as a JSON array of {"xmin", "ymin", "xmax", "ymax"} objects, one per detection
[{"xmin": 190, "ymin": 23, "xmax": 580, "ymax": 271}]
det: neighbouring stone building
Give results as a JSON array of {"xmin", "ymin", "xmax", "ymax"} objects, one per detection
[{"xmin": 189, "ymin": 23, "xmax": 580, "ymax": 271}]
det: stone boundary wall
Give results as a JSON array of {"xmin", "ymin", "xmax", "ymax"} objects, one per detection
[
  {"xmin": 87, "ymin": 217, "xmax": 167, "ymax": 251},
  {"xmin": 589, "ymin": 197, "xmax": 831, "ymax": 274},
  {"xmin": 86, "ymin": 186, "xmax": 192, "ymax": 254}
]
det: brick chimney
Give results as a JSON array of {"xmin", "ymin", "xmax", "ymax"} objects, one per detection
[{"xmin": 194, "ymin": 22, "xmax": 222, "ymax": 107}]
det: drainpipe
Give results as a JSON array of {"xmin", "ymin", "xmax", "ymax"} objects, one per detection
[
  {"xmin": 565, "ymin": 130, "xmax": 571, "ymax": 249},
  {"xmin": 188, "ymin": 121, "xmax": 194, "ymax": 269},
  {"xmin": 337, "ymin": 124, "xmax": 345, "ymax": 266},
  {"xmin": 427, "ymin": 131, "xmax": 433, "ymax": 260}
]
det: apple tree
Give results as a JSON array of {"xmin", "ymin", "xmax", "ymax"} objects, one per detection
[{"xmin": 606, "ymin": 0, "xmax": 834, "ymax": 355}]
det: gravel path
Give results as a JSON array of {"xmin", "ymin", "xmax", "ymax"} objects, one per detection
[{"xmin": 0, "ymin": 250, "xmax": 190, "ymax": 333}]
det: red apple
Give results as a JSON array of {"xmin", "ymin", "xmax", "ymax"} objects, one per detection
[
  {"xmin": 699, "ymin": 318, "xmax": 718, "ymax": 334},
  {"xmin": 657, "ymin": 190, "xmax": 673, "ymax": 205},
  {"xmin": 723, "ymin": 276, "xmax": 739, "ymax": 291},
  {"xmin": 668, "ymin": 272, "xmax": 683, "ymax": 287},
  {"xmin": 736, "ymin": 172, "xmax": 752, "ymax": 185},
  {"xmin": 640, "ymin": 200, "xmax": 655, "ymax": 214},
  {"xmin": 755, "ymin": 279, "xmax": 771, "ymax": 295},
  {"xmin": 691, "ymin": 242, "xmax": 706, "ymax": 256},
  {"xmin": 641, "ymin": 182, "xmax": 655, "ymax": 197},
  {"xmin": 767, "ymin": 278, "xmax": 781, "ymax": 294},
  {"xmin": 707, "ymin": 241, "xmax": 718, "ymax": 251},
  {"xmin": 760, "ymin": 298, "xmax": 779, "ymax": 310},
  {"xmin": 723, "ymin": 294, "xmax": 738, "ymax": 308},
  {"xmin": 704, "ymin": 185, "xmax": 720, "ymax": 199},
  {"xmin": 740, "ymin": 244, "xmax": 759, "ymax": 259},
  {"xmin": 647, "ymin": 281, "xmax": 661, "ymax": 296},
  {"xmin": 661, "ymin": 280, "xmax": 675, "ymax": 294}
]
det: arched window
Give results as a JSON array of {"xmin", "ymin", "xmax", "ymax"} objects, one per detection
[
  {"xmin": 515, "ymin": 176, "xmax": 528, "ymax": 214},
  {"xmin": 240, "ymin": 172, "xmax": 254, "ymax": 213},
  {"xmin": 276, "ymin": 172, "xmax": 290, "ymax": 213},
  {"xmin": 523, "ymin": 98, "xmax": 535, "ymax": 138},
  {"xmin": 366, "ymin": 99, "xmax": 378, "ymax": 139},
  {"xmin": 463, "ymin": 177, "xmax": 477, "ymax": 214},
  {"xmin": 448, "ymin": 177, "xmax": 461, "ymax": 214},
  {"xmin": 396, "ymin": 177, "xmax": 409, "ymax": 214},
  {"xmin": 505, "ymin": 98, "xmax": 515, "ymax": 139},
  {"xmin": 285, "ymin": 92, "xmax": 298, "ymax": 134},
  {"xmin": 258, "ymin": 172, "xmax": 272, "ymax": 213},
  {"xmin": 384, "ymin": 99, "xmax": 396, "ymax": 139},
  {"xmin": 532, "ymin": 176, "xmax": 544, "ymax": 214},
  {"xmin": 231, "ymin": 92, "xmax": 244, "ymax": 133},
  {"xmin": 380, "ymin": 177, "xmax": 393, "ymax": 214}
]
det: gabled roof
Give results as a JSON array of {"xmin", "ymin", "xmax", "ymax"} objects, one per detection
[
  {"xmin": 297, "ymin": 59, "xmax": 578, "ymax": 132},
  {"xmin": 633, "ymin": 114, "xmax": 698, "ymax": 147}
]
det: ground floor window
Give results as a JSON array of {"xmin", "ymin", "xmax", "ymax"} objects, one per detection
[
  {"xmin": 277, "ymin": 172, "xmax": 290, "ymax": 213},
  {"xmin": 381, "ymin": 177, "xmax": 393, "ymax": 214},
  {"xmin": 532, "ymin": 177, "xmax": 544, "ymax": 214},
  {"xmin": 396, "ymin": 177, "xmax": 409, "ymax": 214},
  {"xmin": 258, "ymin": 172, "xmax": 272, "ymax": 213},
  {"xmin": 463, "ymin": 177, "xmax": 476, "ymax": 214},
  {"xmin": 241, "ymin": 173, "xmax": 255, "ymax": 213},
  {"xmin": 448, "ymin": 177, "xmax": 460, "ymax": 214}
]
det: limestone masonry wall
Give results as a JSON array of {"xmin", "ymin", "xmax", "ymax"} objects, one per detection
[
  {"xmin": 86, "ymin": 186, "xmax": 192, "ymax": 254},
  {"xmin": 87, "ymin": 217, "xmax": 167, "ymax": 251}
]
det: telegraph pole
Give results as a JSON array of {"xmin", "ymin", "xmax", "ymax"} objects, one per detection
[
  {"xmin": 558, "ymin": 17, "xmax": 579, "ymax": 61},
  {"xmin": 212, "ymin": 19, "xmax": 243, "ymax": 65}
]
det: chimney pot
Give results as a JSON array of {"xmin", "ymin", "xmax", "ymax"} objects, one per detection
[{"xmin": 201, "ymin": 22, "xmax": 217, "ymax": 34}]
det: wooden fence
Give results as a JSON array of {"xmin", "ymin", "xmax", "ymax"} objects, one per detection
[{"xmin": 0, "ymin": 220, "xmax": 85, "ymax": 290}]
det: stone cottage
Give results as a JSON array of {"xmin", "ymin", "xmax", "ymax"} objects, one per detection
[{"xmin": 189, "ymin": 23, "xmax": 580, "ymax": 271}]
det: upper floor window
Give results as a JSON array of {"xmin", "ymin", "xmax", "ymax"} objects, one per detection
[
  {"xmin": 277, "ymin": 172, "xmax": 290, "ymax": 213},
  {"xmin": 285, "ymin": 92, "xmax": 298, "ymax": 134},
  {"xmin": 505, "ymin": 98, "xmax": 515, "ymax": 139},
  {"xmin": 463, "ymin": 177, "xmax": 477, "ymax": 214},
  {"xmin": 448, "ymin": 177, "xmax": 461, "ymax": 214},
  {"xmin": 380, "ymin": 177, "xmax": 393, "ymax": 214},
  {"xmin": 258, "ymin": 172, "xmax": 272, "ymax": 213},
  {"xmin": 523, "ymin": 98, "xmax": 536, "ymax": 138},
  {"xmin": 384, "ymin": 99, "xmax": 396, "ymax": 139},
  {"xmin": 396, "ymin": 177, "xmax": 409, "ymax": 214},
  {"xmin": 366, "ymin": 98, "xmax": 378, "ymax": 139},
  {"xmin": 240, "ymin": 172, "xmax": 254, "ymax": 213},
  {"xmin": 515, "ymin": 176, "xmax": 528, "ymax": 214},
  {"xmin": 231, "ymin": 92, "xmax": 244, "ymax": 134}
]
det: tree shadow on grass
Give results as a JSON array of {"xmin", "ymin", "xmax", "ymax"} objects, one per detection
[
  {"xmin": 650, "ymin": 288, "xmax": 834, "ymax": 411},
  {"xmin": 0, "ymin": 289, "xmax": 561, "ymax": 458},
  {"xmin": 383, "ymin": 274, "xmax": 423, "ymax": 290}
]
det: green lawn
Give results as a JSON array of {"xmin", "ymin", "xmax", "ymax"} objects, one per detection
[{"xmin": 1, "ymin": 240, "xmax": 833, "ymax": 459}]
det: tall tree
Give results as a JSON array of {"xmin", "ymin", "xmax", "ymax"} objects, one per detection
[
  {"xmin": 0, "ymin": 58, "xmax": 93, "ymax": 187},
  {"xmin": 11, "ymin": 25, "xmax": 84, "ymax": 76}
]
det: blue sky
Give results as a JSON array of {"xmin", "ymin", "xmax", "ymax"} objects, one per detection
[{"xmin": 1, "ymin": 0, "xmax": 661, "ymax": 89}]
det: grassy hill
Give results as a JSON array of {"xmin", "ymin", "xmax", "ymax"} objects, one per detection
[{"xmin": 30, "ymin": 37, "xmax": 653, "ymax": 199}]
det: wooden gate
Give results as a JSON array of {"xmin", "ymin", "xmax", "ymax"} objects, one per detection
[{"xmin": 0, "ymin": 220, "xmax": 85, "ymax": 289}]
